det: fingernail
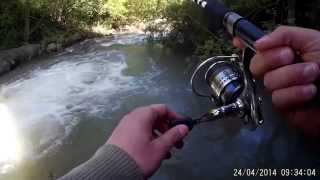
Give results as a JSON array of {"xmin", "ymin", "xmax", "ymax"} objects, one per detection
[
  {"xmin": 303, "ymin": 85, "xmax": 317, "ymax": 98},
  {"xmin": 303, "ymin": 63, "xmax": 319, "ymax": 79},
  {"xmin": 177, "ymin": 125, "xmax": 189, "ymax": 137}
]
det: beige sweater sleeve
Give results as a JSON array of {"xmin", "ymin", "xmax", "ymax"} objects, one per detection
[{"xmin": 58, "ymin": 144, "xmax": 145, "ymax": 180}]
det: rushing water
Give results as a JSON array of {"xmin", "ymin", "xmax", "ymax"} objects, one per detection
[{"xmin": 0, "ymin": 34, "xmax": 319, "ymax": 180}]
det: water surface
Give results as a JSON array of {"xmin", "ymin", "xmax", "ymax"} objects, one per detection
[{"xmin": 0, "ymin": 34, "xmax": 319, "ymax": 180}]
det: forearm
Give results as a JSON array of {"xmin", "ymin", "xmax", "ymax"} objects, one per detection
[{"xmin": 58, "ymin": 144, "xmax": 144, "ymax": 180}]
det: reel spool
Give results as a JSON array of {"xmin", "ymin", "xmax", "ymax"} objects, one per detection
[{"xmin": 191, "ymin": 55, "xmax": 244, "ymax": 106}]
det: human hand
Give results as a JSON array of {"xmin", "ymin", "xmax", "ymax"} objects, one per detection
[
  {"xmin": 233, "ymin": 26, "xmax": 320, "ymax": 137},
  {"xmin": 107, "ymin": 104, "xmax": 189, "ymax": 178}
]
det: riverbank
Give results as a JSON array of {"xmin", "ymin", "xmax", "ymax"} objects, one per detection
[
  {"xmin": 0, "ymin": 31, "xmax": 104, "ymax": 76},
  {"xmin": 0, "ymin": 22, "xmax": 156, "ymax": 76}
]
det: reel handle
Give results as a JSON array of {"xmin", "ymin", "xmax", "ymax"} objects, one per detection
[{"xmin": 169, "ymin": 117, "xmax": 197, "ymax": 131}]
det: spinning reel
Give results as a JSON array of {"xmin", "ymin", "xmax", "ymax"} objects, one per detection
[
  {"xmin": 190, "ymin": 50, "xmax": 264, "ymax": 128},
  {"xmin": 170, "ymin": 0, "xmax": 268, "ymax": 130}
]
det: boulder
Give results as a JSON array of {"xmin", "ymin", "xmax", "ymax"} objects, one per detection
[
  {"xmin": 0, "ymin": 59, "xmax": 12, "ymax": 75},
  {"xmin": 47, "ymin": 43, "xmax": 57, "ymax": 52},
  {"xmin": 56, "ymin": 43, "xmax": 63, "ymax": 51},
  {"xmin": 0, "ymin": 44, "xmax": 41, "ymax": 75},
  {"xmin": 63, "ymin": 33, "xmax": 83, "ymax": 47}
]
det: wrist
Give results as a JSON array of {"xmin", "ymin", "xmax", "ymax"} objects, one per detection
[{"xmin": 101, "ymin": 144, "xmax": 145, "ymax": 178}]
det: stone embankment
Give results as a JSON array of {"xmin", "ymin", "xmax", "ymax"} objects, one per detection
[
  {"xmin": 0, "ymin": 32, "xmax": 102, "ymax": 75},
  {"xmin": 0, "ymin": 20, "xmax": 164, "ymax": 75}
]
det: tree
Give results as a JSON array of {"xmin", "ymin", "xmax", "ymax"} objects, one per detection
[{"xmin": 23, "ymin": 0, "xmax": 31, "ymax": 43}]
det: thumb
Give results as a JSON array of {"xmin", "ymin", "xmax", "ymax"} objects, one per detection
[
  {"xmin": 255, "ymin": 26, "xmax": 320, "ymax": 52},
  {"xmin": 153, "ymin": 125, "xmax": 189, "ymax": 156}
]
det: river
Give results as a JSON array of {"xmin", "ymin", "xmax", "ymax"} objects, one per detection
[{"xmin": 0, "ymin": 34, "xmax": 319, "ymax": 180}]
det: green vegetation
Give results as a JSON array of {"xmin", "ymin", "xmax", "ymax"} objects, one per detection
[
  {"xmin": 154, "ymin": 0, "xmax": 319, "ymax": 59},
  {"xmin": 1, "ymin": 0, "xmax": 318, "ymax": 58},
  {"xmin": 155, "ymin": 0, "xmax": 237, "ymax": 58},
  {"xmin": 0, "ymin": 0, "xmax": 171, "ymax": 49},
  {"xmin": 103, "ymin": 0, "xmax": 171, "ymax": 28},
  {"xmin": 147, "ymin": 0, "xmax": 277, "ymax": 59},
  {"xmin": 0, "ymin": 0, "xmax": 103, "ymax": 48}
]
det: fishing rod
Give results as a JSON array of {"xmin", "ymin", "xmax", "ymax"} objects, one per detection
[
  {"xmin": 171, "ymin": 0, "xmax": 320, "ymax": 130},
  {"xmin": 170, "ymin": 0, "xmax": 268, "ymax": 130},
  {"xmin": 191, "ymin": 0, "xmax": 265, "ymax": 50}
]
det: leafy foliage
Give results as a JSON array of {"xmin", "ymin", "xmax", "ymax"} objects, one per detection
[
  {"xmin": 102, "ymin": 0, "xmax": 171, "ymax": 28},
  {"xmin": 154, "ymin": 0, "xmax": 279, "ymax": 59},
  {"xmin": 1, "ymin": 0, "xmax": 317, "ymax": 59},
  {"xmin": 0, "ymin": 0, "xmax": 104, "ymax": 48},
  {"xmin": 0, "ymin": 1, "xmax": 25, "ymax": 48},
  {"xmin": 0, "ymin": 0, "xmax": 172, "ymax": 48}
]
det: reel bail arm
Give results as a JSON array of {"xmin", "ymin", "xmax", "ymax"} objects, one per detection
[{"xmin": 189, "ymin": 50, "xmax": 264, "ymax": 130}]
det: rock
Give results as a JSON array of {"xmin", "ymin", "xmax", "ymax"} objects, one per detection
[
  {"xmin": 62, "ymin": 33, "xmax": 91, "ymax": 49},
  {"xmin": 47, "ymin": 43, "xmax": 57, "ymax": 52},
  {"xmin": 0, "ymin": 60, "xmax": 12, "ymax": 74},
  {"xmin": 47, "ymin": 43, "xmax": 63, "ymax": 52},
  {"xmin": 15, "ymin": 44, "xmax": 41, "ymax": 61},
  {"xmin": 0, "ymin": 44, "xmax": 41, "ymax": 63},
  {"xmin": 64, "ymin": 33, "xmax": 83, "ymax": 47},
  {"xmin": 62, "ymin": 32, "xmax": 102, "ymax": 48},
  {"xmin": 84, "ymin": 32, "xmax": 102, "ymax": 39},
  {"xmin": 0, "ymin": 30, "xmax": 102, "ymax": 76},
  {"xmin": 56, "ymin": 43, "xmax": 63, "ymax": 51},
  {"xmin": 0, "ymin": 44, "xmax": 41, "ymax": 75}
]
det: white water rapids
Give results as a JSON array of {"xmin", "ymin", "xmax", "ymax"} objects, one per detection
[{"xmin": 0, "ymin": 34, "xmax": 163, "ymax": 173}]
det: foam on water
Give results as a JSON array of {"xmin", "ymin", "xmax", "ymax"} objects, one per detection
[
  {"xmin": 0, "ymin": 34, "xmax": 161, "ymax": 172},
  {"xmin": 99, "ymin": 34, "xmax": 146, "ymax": 47},
  {"xmin": 3, "ymin": 52, "xmax": 134, "ymax": 121}
]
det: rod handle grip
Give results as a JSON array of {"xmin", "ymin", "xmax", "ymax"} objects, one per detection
[{"xmin": 169, "ymin": 118, "xmax": 197, "ymax": 131}]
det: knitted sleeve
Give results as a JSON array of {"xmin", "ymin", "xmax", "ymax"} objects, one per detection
[{"xmin": 58, "ymin": 144, "xmax": 145, "ymax": 180}]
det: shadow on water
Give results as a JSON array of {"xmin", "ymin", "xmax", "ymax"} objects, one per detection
[{"xmin": 0, "ymin": 34, "xmax": 319, "ymax": 180}]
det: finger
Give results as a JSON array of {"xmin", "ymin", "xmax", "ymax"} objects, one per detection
[
  {"xmin": 255, "ymin": 26, "xmax": 320, "ymax": 53},
  {"xmin": 149, "ymin": 104, "xmax": 183, "ymax": 123},
  {"xmin": 129, "ymin": 104, "xmax": 182, "ymax": 129},
  {"xmin": 152, "ymin": 125, "xmax": 189, "ymax": 158},
  {"xmin": 149, "ymin": 104, "xmax": 185, "ymax": 132},
  {"xmin": 154, "ymin": 129, "xmax": 185, "ymax": 149},
  {"xmin": 250, "ymin": 47, "xmax": 294, "ymax": 78},
  {"xmin": 264, "ymin": 63, "xmax": 320, "ymax": 91},
  {"xmin": 233, "ymin": 37, "xmax": 245, "ymax": 49},
  {"xmin": 272, "ymin": 84, "xmax": 317, "ymax": 109}
]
